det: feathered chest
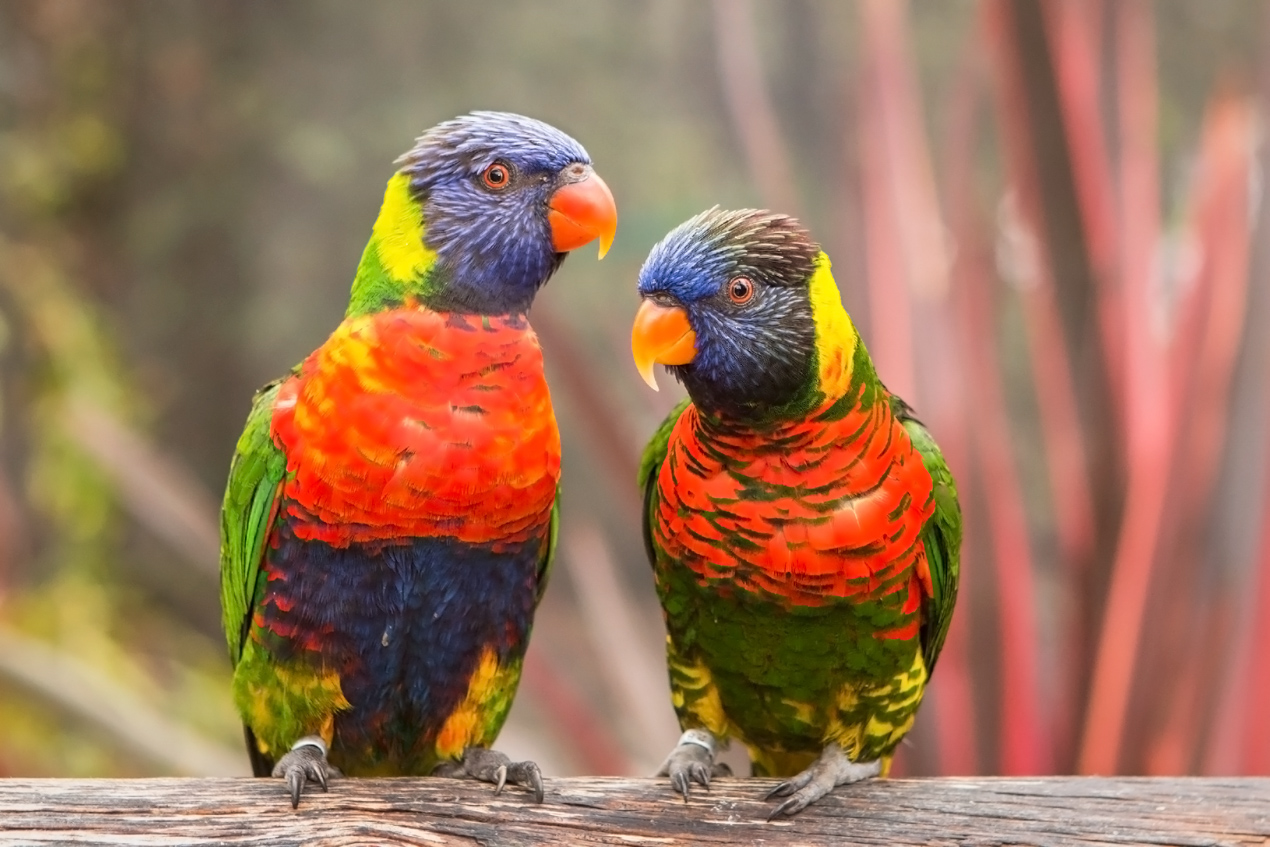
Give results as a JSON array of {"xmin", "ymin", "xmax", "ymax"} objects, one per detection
[
  {"xmin": 653, "ymin": 391, "xmax": 934, "ymax": 606},
  {"xmin": 271, "ymin": 308, "xmax": 560, "ymax": 548}
]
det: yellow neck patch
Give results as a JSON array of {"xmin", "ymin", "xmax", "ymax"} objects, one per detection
[
  {"xmin": 807, "ymin": 252, "xmax": 858, "ymax": 399},
  {"xmin": 372, "ymin": 172, "xmax": 437, "ymax": 282}
]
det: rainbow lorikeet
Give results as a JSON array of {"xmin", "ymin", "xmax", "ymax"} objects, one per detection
[
  {"xmin": 631, "ymin": 209, "xmax": 960, "ymax": 818},
  {"xmin": 219, "ymin": 111, "xmax": 616, "ymax": 807}
]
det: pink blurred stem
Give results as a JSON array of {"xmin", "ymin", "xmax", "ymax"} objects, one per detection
[
  {"xmin": 1148, "ymin": 91, "xmax": 1255, "ymax": 774},
  {"xmin": 521, "ymin": 648, "xmax": 632, "ymax": 776},
  {"xmin": 1079, "ymin": 0, "xmax": 1168, "ymax": 775},
  {"xmin": 1241, "ymin": 488, "xmax": 1270, "ymax": 774},
  {"xmin": 709, "ymin": 0, "xmax": 800, "ymax": 216},
  {"xmin": 927, "ymin": 35, "xmax": 996, "ymax": 779},
  {"xmin": 1044, "ymin": 0, "xmax": 1125, "ymax": 406},
  {"xmin": 957, "ymin": 224, "xmax": 1047, "ymax": 776}
]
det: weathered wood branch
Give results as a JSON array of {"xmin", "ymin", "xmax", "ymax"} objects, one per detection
[{"xmin": 0, "ymin": 776, "xmax": 1266, "ymax": 846}]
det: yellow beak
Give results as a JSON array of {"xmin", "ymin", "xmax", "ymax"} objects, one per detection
[{"xmin": 630, "ymin": 299, "xmax": 697, "ymax": 391}]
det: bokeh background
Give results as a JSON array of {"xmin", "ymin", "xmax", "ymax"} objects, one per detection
[{"xmin": 1, "ymin": 0, "xmax": 1268, "ymax": 779}]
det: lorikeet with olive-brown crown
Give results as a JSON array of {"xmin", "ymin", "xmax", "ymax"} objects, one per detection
[
  {"xmin": 631, "ymin": 208, "xmax": 959, "ymax": 819},
  {"xmin": 220, "ymin": 111, "xmax": 616, "ymax": 808}
]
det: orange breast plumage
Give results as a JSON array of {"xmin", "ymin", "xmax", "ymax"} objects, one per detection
[
  {"xmin": 653, "ymin": 383, "xmax": 934, "ymax": 618},
  {"xmin": 271, "ymin": 308, "xmax": 560, "ymax": 548}
]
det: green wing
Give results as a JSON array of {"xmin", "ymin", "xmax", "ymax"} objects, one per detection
[
  {"xmin": 890, "ymin": 395, "xmax": 962, "ymax": 675},
  {"xmin": 537, "ymin": 488, "xmax": 560, "ymax": 606},
  {"xmin": 219, "ymin": 380, "xmax": 288, "ymax": 664},
  {"xmin": 638, "ymin": 398, "xmax": 691, "ymax": 568}
]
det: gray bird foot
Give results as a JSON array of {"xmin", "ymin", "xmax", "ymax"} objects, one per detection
[
  {"xmin": 656, "ymin": 729, "xmax": 732, "ymax": 801},
  {"xmin": 434, "ymin": 746, "xmax": 544, "ymax": 803},
  {"xmin": 271, "ymin": 736, "xmax": 341, "ymax": 809},
  {"xmin": 764, "ymin": 744, "xmax": 880, "ymax": 819}
]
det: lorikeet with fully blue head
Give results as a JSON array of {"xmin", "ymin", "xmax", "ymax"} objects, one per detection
[
  {"xmin": 219, "ymin": 111, "xmax": 616, "ymax": 808},
  {"xmin": 631, "ymin": 209, "xmax": 960, "ymax": 818}
]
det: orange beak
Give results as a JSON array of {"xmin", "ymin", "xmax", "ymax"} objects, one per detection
[
  {"xmin": 548, "ymin": 169, "xmax": 617, "ymax": 259},
  {"xmin": 631, "ymin": 299, "xmax": 696, "ymax": 391}
]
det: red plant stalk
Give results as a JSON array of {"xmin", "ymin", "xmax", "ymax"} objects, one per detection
[
  {"xmin": 856, "ymin": 35, "xmax": 917, "ymax": 403},
  {"xmin": 1032, "ymin": 0, "xmax": 1114, "ymax": 579},
  {"xmin": 951, "ymin": 6, "xmax": 1050, "ymax": 764},
  {"xmin": 926, "ymin": 30, "xmax": 1023, "ymax": 778},
  {"xmin": 956, "ymin": 214, "xmax": 1047, "ymax": 775},
  {"xmin": 521, "ymin": 648, "xmax": 632, "ymax": 776},
  {"xmin": 995, "ymin": 4, "xmax": 1106, "ymax": 764},
  {"xmin": 1164, "ymin": 93, "xmax": 1254, "ymax": 533},
  {"xmin": 1145, "ymin": 92, "xmax": 1255, "ymax": 773},
  {"xmin": 1016, "ymin": 271, "xmax": 1097, "ymax": 764},
  {"xmin": 858, "ymin": 0, "xmax": 953, "ymax": 308},
  {"xmin": 710, "ymin": 0, "xmax": 801, "ymax": 217},
  {"xmin": 1241, "ymin": 486, "xmax": 1270, "ymax": 774},
  {"xmin": 1079, "ymin": 0, "xmax": 1170, "ymax": 775},
  {"xmin": 1042, "ymin": 0, "xmax": 1125, "ymax": 406},
  {"xmin": 987, "ymin": 0, "xmax": 1119, "ymax": 774},
  {"xmin": 857, "ymin": 6, "xmax": 983, "ymax": 776}
]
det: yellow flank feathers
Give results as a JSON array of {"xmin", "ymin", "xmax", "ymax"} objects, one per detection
[
  {"xmin": 372, "ymin": 172, "xmax": 437, "ymax": 282},
  {"xmin": 668, "ymin": 641, "xmax": 732, "ymax": 738},
  {"xmin": 807, "ymin": 252, "xmax": 858, "ymax": 399},
  {"xmin": 435, "ymin": 647, "xmax": 520, "ymax": 759},
  {"xmin": 825, "ymin": 647, "xmax": 928, "ymax": 762},
  {"xmin": 233, "ymin": 641, "xmax": 350, "ymax": 758}
]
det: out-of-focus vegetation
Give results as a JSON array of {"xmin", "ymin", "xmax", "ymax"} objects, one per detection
[{"xmin": 0, "ymin": 0, "xmax": 1267, "ymax": 778}]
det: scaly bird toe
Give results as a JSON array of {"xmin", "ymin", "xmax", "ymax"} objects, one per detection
[
  {"xmin": 764, "ymin": 745, "xmax": 881, "ymax": 820},
  {"xmin": 271, "ymin": 736, "xmax": 339, "ymax": 809},
  {"xmin": 441, "ymin": 746, "xmax": 545, "ymax": 804},
  {"xmin": 656, "ymin": 729, "xmax": 719, "ymax": 802}
]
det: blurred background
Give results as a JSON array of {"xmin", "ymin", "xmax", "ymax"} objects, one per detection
[{"xmin": 0, "ymin": 0, "xmax": 1268, "ymax": 780}]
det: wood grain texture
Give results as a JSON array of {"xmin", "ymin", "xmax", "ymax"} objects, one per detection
[{"xmin": 0, "ymin": 776, "xmax": 1265, "ymax": 846}]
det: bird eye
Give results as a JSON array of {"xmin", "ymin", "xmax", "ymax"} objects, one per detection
[
  {"xmin": 728, "ymin": 277, "xmax": 755, "ymax": 304},
  {"xmin": 481, "ymin": 162, "xmax": 511, "ymax": 190}
]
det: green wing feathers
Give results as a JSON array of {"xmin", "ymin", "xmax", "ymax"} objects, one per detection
[
  {"xmin": 638, "ymin": 398, "xmax": 690, "ymax": 567},
  {"xmin": 537, "ymin": 489, "xmax": 561, "ymax": 606},
  {"xmin": 890, "ymin": 395, "xmax": 962, "ymax": 676},
  {"xmin": 219, "ymin": 380, "xmax": 287, "ymax": 663}
]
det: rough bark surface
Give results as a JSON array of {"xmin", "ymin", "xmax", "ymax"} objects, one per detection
[{"xmin": 0, "ymin": 776, "xmax": 1266, "ymax": 846}]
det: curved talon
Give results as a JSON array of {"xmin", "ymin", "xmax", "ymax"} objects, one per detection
[
  {"xmin": 765, "ymin": 781, "xmax": 794, "ymax": 800},
  {"xmin": 761, "ymin": 746, "xmax": 882, "ymax": 820},
  {"xmin": 768, "ymin": 795, "xmax": 811, "ymax": 821},
  {"xmin": 287, "ymin": 768, "xmax": 304, "ymax": 809},
  {"xmin": 458, "ymin": 746, "xmax": 545, "ymax": 804},
  {"xmin": 657, "ymin": 729, "xmax": 718, "ymax": 802},
  {"xmin": 670, "ymin": 770, "xmax": 690, "ymax": 802},
  {"xmin": 493, "ymin": 764, "xmax": 508, "ymax": 795},
  {"xmin": 271, "ymin": 737, "xmax": 337, "ymax": 809},
  {"xmin": 514, "ymin": 761, "xmax": 544, "ymax": 804}
]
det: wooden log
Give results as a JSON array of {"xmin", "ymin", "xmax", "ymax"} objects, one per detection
[{"xmin": 0, "ymin": 776, "xmax": 1266, "ymax": 846}]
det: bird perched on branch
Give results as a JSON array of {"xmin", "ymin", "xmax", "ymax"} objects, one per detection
[
  {"xmin": 631, "ymin": 208, "xmax": 959, "ymax": 818},
  {"xmin": 219, "ymin": 111, "xmax": 616, "ymax": 807}
]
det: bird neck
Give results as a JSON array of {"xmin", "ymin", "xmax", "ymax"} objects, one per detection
[
  {"xmin": 347, "ymin": 173, "xmax": 442, "ymax": 318},
  {"xmin": 347, "ymin": 172, "xmax": 560, "ymax": 318},
  {"xmin": 806, "ymin": 253, "xmax": 858, "ymax": 403}
]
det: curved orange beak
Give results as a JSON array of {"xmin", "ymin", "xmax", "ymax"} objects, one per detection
[
  {"xmin": 548, "ymin": 169, "xmax": 617, "ymax": 259},
  {"xmin": 631, "ymin": 299, "xmax": 696, "ymax": 391}
]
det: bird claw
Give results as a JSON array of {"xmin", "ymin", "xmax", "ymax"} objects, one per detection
[
  {"xmin": 765, "ymin": 773, "xmax": 807, "ymax": 801},
  {"xmin": 271, "ymin": 736, "xmax": 339, "ymax": 809},
  {"xmin": 657, "ymin": 729, "xmax": 722, "ymax": 802},
  {"xmin": 439, "ymin": 746, "xmax": 545, "ymax": 804},
  {"xmin": 763, "ymin": 746, "xmax": 880, "ymax": 820},
  {"xmin": 492, "ymin": 763, "xmax": 508, "ymax": 795}
]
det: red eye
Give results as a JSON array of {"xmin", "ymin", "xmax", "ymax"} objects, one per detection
[
  {"xmin": 728, "ymin": 277, "xmax": 754, "ymax": 304},
  {"xmin": 482, "ymin": 162, "xmax": 511, "ymax": 190}
]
